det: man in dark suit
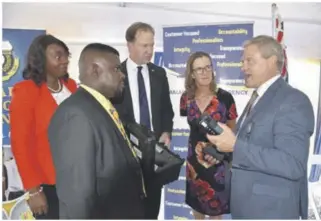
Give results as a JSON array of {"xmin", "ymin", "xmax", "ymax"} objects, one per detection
[
  {"xmin": 48, "ymin": 43, "xmax": 146, "ymax": 219},
  {"xmin": 113, "ymin": 22, "xmax": 174, "ymax": 219}
]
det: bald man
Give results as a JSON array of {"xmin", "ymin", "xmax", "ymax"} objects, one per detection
[{"xmin": 48, "ymin": 43, "xmax": 146, "ymax": 219}]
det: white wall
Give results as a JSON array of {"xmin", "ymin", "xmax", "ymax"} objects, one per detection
[
  {"xmin": 67, "ymin": 43, "xmax": 129, "ymax": 82},
  {"xmin": 288, "ymin": 59, "xmax": 320, "ymax": 166},
  {"xmin": 3, "ymin": 3, "xmax": 321, "ymax": 60}
]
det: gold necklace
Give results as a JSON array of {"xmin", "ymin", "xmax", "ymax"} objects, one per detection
[
  {"xmin": 47, "ymin": 80, "xmax": 62, "ymax": 93},
  {"xmin": 195, "ymin": 94, "xmax": 212, "ymax": 101}
]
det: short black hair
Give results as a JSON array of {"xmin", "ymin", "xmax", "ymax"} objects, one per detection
[
  {"xmin": 22, "ymin": 34, "xmax": 70, "ymax": 85},
  {"xmin": 80, "ymin": 43, "xmax": 119, "ymax": 57}
]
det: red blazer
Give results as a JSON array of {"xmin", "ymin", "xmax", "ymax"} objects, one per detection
[{"xmin": 9, "ymin": 78, "xmax": 78, "ymax": 190}]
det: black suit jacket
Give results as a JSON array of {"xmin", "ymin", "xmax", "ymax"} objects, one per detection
[
  {"xmin": 48, "ymin": 88, "xmax": 145, "ymax": 219},
  {"xmin": 113, "ymin": 60, "xmax": 174, "ymax": 140}
]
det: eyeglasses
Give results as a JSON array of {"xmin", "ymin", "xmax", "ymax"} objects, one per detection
[{"xmin": 193, "ymin": 65, "xmax": 213, "ymax": 75}]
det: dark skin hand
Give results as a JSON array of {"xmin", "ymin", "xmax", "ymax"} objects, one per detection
[{"xmin": 27, "ymin": 186, "xmax": 48, "ymax": 216}]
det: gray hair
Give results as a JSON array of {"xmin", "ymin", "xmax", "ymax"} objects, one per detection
[{"xmin": 243, "ymin": 35, "xmax": 284, "ymax": 72}]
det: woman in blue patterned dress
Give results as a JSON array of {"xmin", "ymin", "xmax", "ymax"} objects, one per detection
[{"xmin": 180, "ymin": 51, "xmax": 238, "ymax": 219}]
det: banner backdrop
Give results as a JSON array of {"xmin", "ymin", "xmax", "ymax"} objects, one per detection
[
  {"xmin": 3, "ymin": 29, "xmax": 45, "ymax": 151},
  {"xmin": 159, "ymin": 22, "xmax": 253, "ymax": 219},
  {"xmin": 2, "ymin": 28, "xmax": 46, "ymax": 220}
]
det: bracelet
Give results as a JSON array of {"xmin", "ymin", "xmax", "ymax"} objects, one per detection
[{"xmin": 29, "ymin": 186, "xmax": 43, "ymax": 197}]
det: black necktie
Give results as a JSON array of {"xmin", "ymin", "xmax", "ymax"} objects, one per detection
[{"xmin": 137, "ymin": 66, "xmax": 151, "ymax": 129}]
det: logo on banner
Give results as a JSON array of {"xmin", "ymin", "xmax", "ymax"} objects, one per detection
[{"xmin": 2, "ymin": 41, "xmax": 19, "ymax": 82}]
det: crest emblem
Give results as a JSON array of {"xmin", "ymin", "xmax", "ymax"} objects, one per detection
[{"xmin": 2, "ymin": 41, "xmax": 19, "ymax": 82}]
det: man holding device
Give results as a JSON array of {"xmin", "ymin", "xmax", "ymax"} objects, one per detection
[{"xmin": 206, "ymin": 35, "xmax": 315, "ymax": 219}]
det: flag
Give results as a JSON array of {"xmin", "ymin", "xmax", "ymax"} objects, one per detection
[{"xmin": 272, "ymin": 4, "xmax": 288, "ymax": 82}]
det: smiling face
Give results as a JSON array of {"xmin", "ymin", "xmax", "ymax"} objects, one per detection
[{"xmin": 241, "ymin": 43, "xmax": 278, "ymax": 88}]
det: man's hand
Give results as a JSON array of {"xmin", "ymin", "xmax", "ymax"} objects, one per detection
[
  {"xmin": 206, "ymin": 122, "xmax": 236, "ymax": 153},
  {"xmin": 159, "ymin": 132, "xmax": 171, "ymax": 147},
  {"xmin": 27, "ymin": 186, "xmax": 48, "ymax": 216}
]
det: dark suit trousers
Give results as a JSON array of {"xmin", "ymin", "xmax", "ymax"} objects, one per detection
[
  {"xmin": 144, "ymin": 184, "xmax": 162, "ymax": 219},
  {"xmin": 34, "ymin": 185, "xmax": 59, "ymax": 219}
]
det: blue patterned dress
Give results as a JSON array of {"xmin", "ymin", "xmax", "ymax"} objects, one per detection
[{"xmin": 179, "ymin": 88, "xmax": 238, "ymax": 216}]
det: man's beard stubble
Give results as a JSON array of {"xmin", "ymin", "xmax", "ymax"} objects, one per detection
[{"xmin": 110, "ymin": 86, "xmax": 125, "ymax": 105}]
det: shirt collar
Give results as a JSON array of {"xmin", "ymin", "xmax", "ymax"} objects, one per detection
[
  {"xmin": 256, "ymin": 74, "xmax": 281, "ymax": 97},
  {"xmin": 80, "ymin": 84, "xmax": 111, "ymax": 103},
  {"xmin": 127, "ymin": 57, "xmax": 148, "ymax": 72}
]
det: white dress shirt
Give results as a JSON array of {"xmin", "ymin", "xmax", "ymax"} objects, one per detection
[
  {"xmin": 126, "ymin": 57, "xmax": 154, "ymax": 130},
  {"xmin": 238, "ymin": 74, "xmax": 281, "ymax": 132},
  {"xmin": 252, "ymin": 74, "xmax": 281, "ymax": 108},
  {"xmin": 51, "ymin": 84, "xmax": 72, "ymax": 105}
]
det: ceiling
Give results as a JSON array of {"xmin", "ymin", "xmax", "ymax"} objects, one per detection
[
  {"xmin": 3, "ymin": 2, "xmax": 321, "ymax": 59},
  {"xmin": 131, "ymin": 2, "xmax": 321, "ymax": 24}
]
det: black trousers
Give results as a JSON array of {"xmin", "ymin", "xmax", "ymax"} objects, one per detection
[
  {"xmin": 34, "ymin": 185, "xmax": 59, "ymax": 220},
  {"xmin": 144, "ymin": 185, "xmax": 162, "ymax": 219}
]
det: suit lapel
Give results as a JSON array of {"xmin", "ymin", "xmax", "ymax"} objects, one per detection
[
  {"xmin": 147, "ymin": 63, "xmax": 157, "ymax": 128},
  {"xmin": 64, "ymin": 79, "xmax": 77, "ymax": 93},
  {"xmin": 236, "ymin": 94, "xmax": 252, "ymax": 132},
  {"xmin": 78, "ymin": 88, "xmax": 140, "ymax": 169},
  {"xmin": 121, "ymin": 60, "xmax": 135, "ymax": 120},
  {"xmin": 77, "ymin": 88, "xmax": 127, "ymax": 145},
  {"xmin": 39, "ymin": 83, "xmax": 58, "ymax": 131},
  {"xmin": 237, "ymin": 78, "xmax": 285, "ymax": 134}
]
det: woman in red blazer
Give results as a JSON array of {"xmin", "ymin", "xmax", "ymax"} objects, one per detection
[{"xmin": 9, "ymin": 34, "xmax": 78, "ymax": 219}]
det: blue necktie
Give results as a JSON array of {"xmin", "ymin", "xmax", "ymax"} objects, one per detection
[{"xmin": 137, "ymin": 66, "xmax": 151, "ymax": 129}]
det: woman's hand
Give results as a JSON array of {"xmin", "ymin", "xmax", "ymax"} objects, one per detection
[
  {"xmin": 195, "ymin": 142, "xmax": 221, "ymax": 168},
  {"xmin": 204, "ymin": 154, "xmax": 221, "ymax": 165},
  {"xmin": 27, "ymin": 186, "xmax": 48, "ymax": 216}
]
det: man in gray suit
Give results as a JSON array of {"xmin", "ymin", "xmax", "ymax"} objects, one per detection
[
  {"xmin": 48, "ymin": 43, "xmax": 146, "ymax": 219},
  {"xmin": 206, "ymin": 35, "xmax": 315, "ymax": 219}
]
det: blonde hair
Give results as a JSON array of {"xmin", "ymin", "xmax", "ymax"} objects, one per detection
[{"xmin": 185, "ymin": 51, "xmax": 217, "ymax": 99}]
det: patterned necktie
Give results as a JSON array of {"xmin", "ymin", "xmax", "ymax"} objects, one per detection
[
  {"xmin": 244, "ymin": 90, "xmax": 259, "ymax": 118},
  {"xmin": 238, "ymin": 90, "xmax": 259, "ymax": 133},
  {"xmin": 108, "ymin": 106, "xmax": 146, "ymax": 196},
  {"xmin": 137, "ymin": 66, "xmax": 151, "ymax": 129},
  {"xmin": 109, "ymin": 107, "xmax": 137, "ymax": 158}
]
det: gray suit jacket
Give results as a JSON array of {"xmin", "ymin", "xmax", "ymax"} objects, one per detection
[
  {"xmin": 231, "ymin": 78, "xmax": 315, "ymax": 219},
  {"xmin": 48, "ymin": 88, "xmax": 145, "ymax": 219}
]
